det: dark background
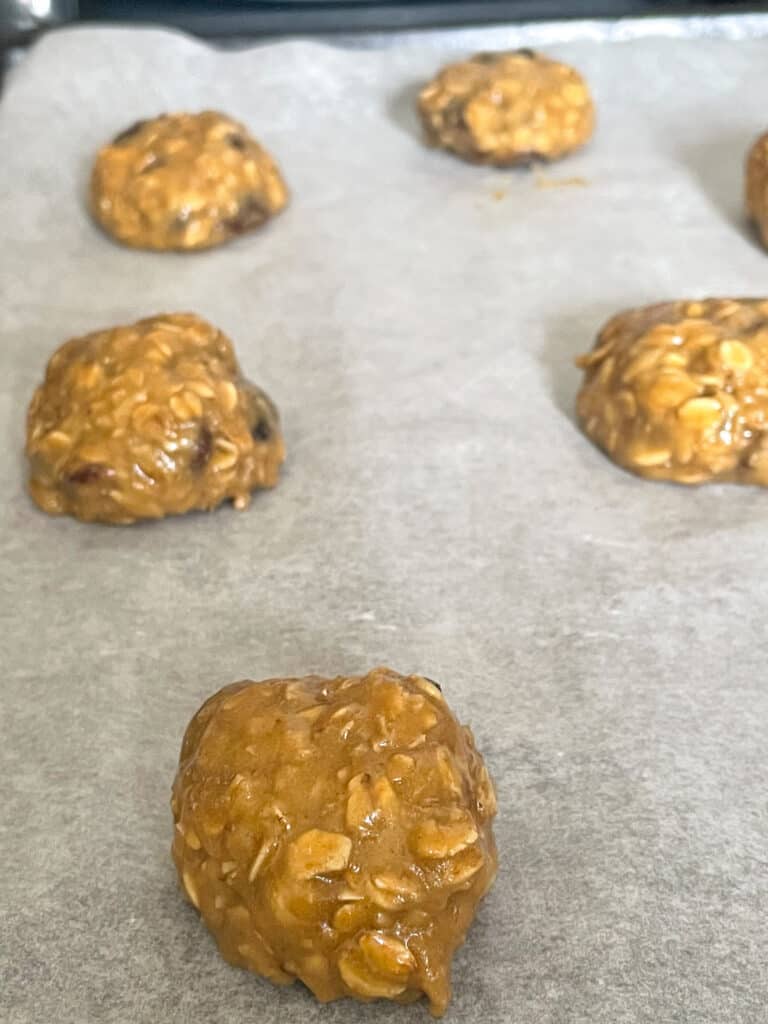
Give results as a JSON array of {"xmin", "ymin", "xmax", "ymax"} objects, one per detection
[{"xmin": 47, "ymin": 0, "xmax": 768, "ymax": 36}]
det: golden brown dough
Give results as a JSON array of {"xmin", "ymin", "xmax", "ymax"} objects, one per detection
[
  {"xmin": 576, "ymin": 298, "xmax": 768, "ymax": 485},
  {"xmin": 418, "ymin": 49, "xmax": 594, "ymax": 166},
  {"xmin": 90, "ymin": 111, "xmax": 288, "ymax": 250},
  {"xmin": 746, "ymin": 131, "xmax": 768, "ymax": 249},
  {"xmin": 171, "ymin": 668, "xmax": 498, "ymax": 1016},
  {"xmin": 26, "ymin": 313, "xmax": 284, "ymax": 523}
]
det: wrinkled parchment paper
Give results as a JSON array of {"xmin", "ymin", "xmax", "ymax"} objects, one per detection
[{"xmin": 2, "ymin": 18, "xmax": 768, "ymax": 1024}]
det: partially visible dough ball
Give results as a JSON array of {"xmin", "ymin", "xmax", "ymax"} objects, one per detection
[
  {"xmin": 90, "ymin": 111, "xmax": 288, "ymax": 250},
  {"xmin": 26, "ymin": 313, "xmax": 284, "ymax": 523},
  {"xmin": 418, "ymin": 49, "xmax": 594, "ymax": 165},
  {"xmin": 171, "ymin": 668, "xmax": 498, "ymax": 1016},
  {"xmin": 746, "ymin": 131, "xmax": 768, "ymax": 248},
  {"xmin": 576, "ymin": 298, "xmax": 768, "ymax": 485}
]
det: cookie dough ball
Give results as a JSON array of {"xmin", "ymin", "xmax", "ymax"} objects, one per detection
[
  {"xmin": 89, "ymin": 111, "xmax": 288, "ymax": 250},
  {"xmin": 746, "ymin": 131, "xmax": 768, "ymax": 249},
  {"xmin": 171, "ymin": 668, "xmax": 497, "ymax": 1016},
  {"xmin": 576, "ymin": 298, "xmax": 768, "ymax": 485},
  {"xmin": 26, "ymin": 313, "xmax": 284, "ymax": 523},
  {"xmin": 418, "ymin": 49, "xmax": 594, "ymax": 165}
]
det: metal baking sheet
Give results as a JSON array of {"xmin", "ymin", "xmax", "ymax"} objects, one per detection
[{"xmin": 2, "ymin": 16, "xmax": 768, "ymax": 1024}]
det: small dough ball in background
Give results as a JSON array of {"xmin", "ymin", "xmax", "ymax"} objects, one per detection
[
  {"xmin": 26, "ymin": 313, "xmax": 284, "ymax": 524},
  {"xmin": 576, "ymin": 298, "xmax": 768, "ymax": 485},
  {"xmin": 746, "ymin": 131, "xmax": 768, "ymax": 248},
  {"xmin": 171, "ymin": 668, "xmax": 497, "ymax": 1016},
  {"xmin": 90, "ymin": 111, "xmax": 288, "ymax": 251},
  {"xmin": 418, "ymin": 49, "xmax": 594, "ymax": 166}
]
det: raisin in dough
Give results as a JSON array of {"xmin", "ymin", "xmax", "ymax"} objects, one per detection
[
  {"xmin": 418, "ymin": 49, "xmax": 594, "ymax": 166},
  {"xmin": 576, "ymin": 298, "xmax": 768, "ymax": 485},
  {"xmin": 171, "ymin": 668, "xmax": 498, "ymax": 1016},
  {"xmin": 89, "ymin": 111, "xmax": 288, "ymax": 251},
  {"xmin": 26, "ymin": 313, "xmax": 284, "ymax": 523}
]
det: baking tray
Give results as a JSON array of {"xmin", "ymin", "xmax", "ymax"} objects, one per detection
[{"xmin": 2, "ymin": 16, "xmax": 768, "ymax": 1024}]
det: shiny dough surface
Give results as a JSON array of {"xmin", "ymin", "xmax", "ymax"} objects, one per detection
[
  {"xmin": 26, "ymin": 313, "xmax": 284, "ymax": 523},
  {"xmin": 418, "ymin": 49, "xmax": 594, "ymax": 165},
  {"xmin": 577, "ymin": 298, "xmax": 768, "ymax": 485},
  {"xmin": 171, "ymin": 668, "xmax": 498, "ymax": 1017},
  {"xmin": 89, "ymin": 111, "xmax": 288, "ymax": 250}
]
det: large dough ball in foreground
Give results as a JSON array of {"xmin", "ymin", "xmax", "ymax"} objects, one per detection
[
  {"xmin": 418, "ymin": 49, "xmax": 594, "ymax": 165},
  {"xmin": 576, "ymin": 298, "xmax": 768, "ymax": 485},
  {"xmin": 171, "ymin": 668, "xmax": 498, "ymax": 1016},
  {"xmin": 26, "ymin": 313, "xmax": 284, "ymax": 523},
  {"xmin": 90, "ymin": 111, "xmax": 288, "ymax": 251}
]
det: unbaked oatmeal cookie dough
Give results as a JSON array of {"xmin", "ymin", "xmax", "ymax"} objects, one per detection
[
  {"xmin": 26, "ymin": 313, "xmax": 284, "ymax": 523},
  {"xmin": 90, "ymin": 111, "xmax": 288, "ymax": 251},
  {"xmin": 172, "ymin": 668, "xmax": 497, "ymax": 1017},
  {"xmin": 576, "ymin": 298, "xmax": 768, "ymax": 485},
  {"xmin": 746, "ymin": 131, "xmax": 768, "ymax": 249},
  {"xmin": 418, "ymin": 49, "xmax": 594, "ymax": 165}
]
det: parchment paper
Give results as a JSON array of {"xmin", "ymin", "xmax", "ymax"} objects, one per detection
[{"xmin": 1, "ymin": 18, "xmax": 768, "ymax": 1024}]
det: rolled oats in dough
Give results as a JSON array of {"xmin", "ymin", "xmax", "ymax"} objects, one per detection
[
  {"xmin": 171, "ymin": 668, "xmax": 498, "ymax": 1017},
  {"xmin": 89, "ymin": 111, "xmax": 288, "ymax": 251},
  {"xmin": 26, "ymin": 313, "xmax": 284, "ymax": 524},
  {"xmin": 576, "ymin": 298, "xmax": 768, "ymax": 485},
  {"xmin": 418, "ymin": 49, "xmax": 594, "ymax": 166},
  {"xmin": 746, "ymin": 131, "xmax": 768, "ymax": 249}
]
